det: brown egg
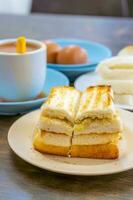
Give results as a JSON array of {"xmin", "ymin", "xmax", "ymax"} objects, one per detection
[
  {"xmin": 43, "ymin": 41, "xmax": 62, "ymax": 63},
  {"xmin": 56, "ymin": 45, "xmax": 88, "ymax": 65}
]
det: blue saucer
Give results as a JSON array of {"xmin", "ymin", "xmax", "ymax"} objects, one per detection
[
  {"xmin": 48, "ymin": 39, "xmax": 112, "ymax": 81},
  {"xmin": 0, "ymin": 68, "xmax": 69, "ymax": 115}
]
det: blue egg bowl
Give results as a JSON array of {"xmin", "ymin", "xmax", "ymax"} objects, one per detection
[{"xmin": 47, "ymin": 39, "xmax": 112, "ymax": 81}]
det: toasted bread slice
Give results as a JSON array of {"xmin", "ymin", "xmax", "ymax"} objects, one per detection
[
  {"xmin": 72, "ymin": 132, "xmax": 121, "ymax": 146},
  {"xmin": 38, "ymin": 115, "xmax": 73, "ymax": 136},
  {"xmin": 76, "ymin": 85, "xmax": 116, "ymax": 122},
  {"xmin": 74, "ymin": 114, "xmax": 122, "ymax": 135},
  {"xmin": 41, "ymin": 86, "xmax": 81, "ymax": 124},
  {"xmin": 33, "ymin": 128, "xmax": 71, "ymax": 156},
  {"xmin": 71, "ymin": 143, "xmax": 119, "ymax": 159}
]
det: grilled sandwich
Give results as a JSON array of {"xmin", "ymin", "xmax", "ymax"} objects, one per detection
[
  {"xmin": 72, "ymin": 85, "xmax": 122, "ymax": 159},
  {"xmin": 41, "ymin": 86, "xmax": 81, "ymax": 123},
  {"xmin": 76, "ymin": 85, "xmax": 116, "ymax": 122},
  {"xmin": 33, "ymin": 85, "xmax": 123, "ymax": 159},
  {"xmin": 33, "ymin": 86, "xmax": 81, "ymax": 156}
]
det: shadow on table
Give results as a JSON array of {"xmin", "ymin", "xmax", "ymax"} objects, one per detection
[{"xmin": 9, "ymin": 150, "xmax": 133, "ymax": 198}]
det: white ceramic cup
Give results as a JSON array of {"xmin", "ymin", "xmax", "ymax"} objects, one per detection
[{"xmin": 0, "ymin": 39, "xmax": 46, "ymax": 101}]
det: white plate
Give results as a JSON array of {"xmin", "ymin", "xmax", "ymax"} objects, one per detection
[
  {"xmin": 74, "ymin": 71, "xmax": 133, "ymax": 111},
  {"xmin": 8, "ymin": 109, "xmax": 133, "ymax": 176}
]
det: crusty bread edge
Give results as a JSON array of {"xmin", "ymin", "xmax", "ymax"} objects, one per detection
[
  {"xmin": 33, "ymin": 128, "xmax": 119, "ymax": 159},
  {"xmin": 33, "ymin": 128, "xmax": 69, "ymax": 156},
  {"xmin": 71, "ymin": 143, "xmax": 119, "ymax": 159}
]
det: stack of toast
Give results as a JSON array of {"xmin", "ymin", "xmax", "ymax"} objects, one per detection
[
  {"xmin": 33, "ymin": 85, "xmax": 123, "ymax": 159},
  {"xmin": 33, "ymin": 87, "xmax": 80, "ymax": 156}
]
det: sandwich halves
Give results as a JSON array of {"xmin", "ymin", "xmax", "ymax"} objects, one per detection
[
  {"xmin": 33, "ymin": 85, "xmax": 123, "ymax": 159},
  {"xmin": 72, "ymin": 85, "xmax": 122, "ymax": 159}
]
